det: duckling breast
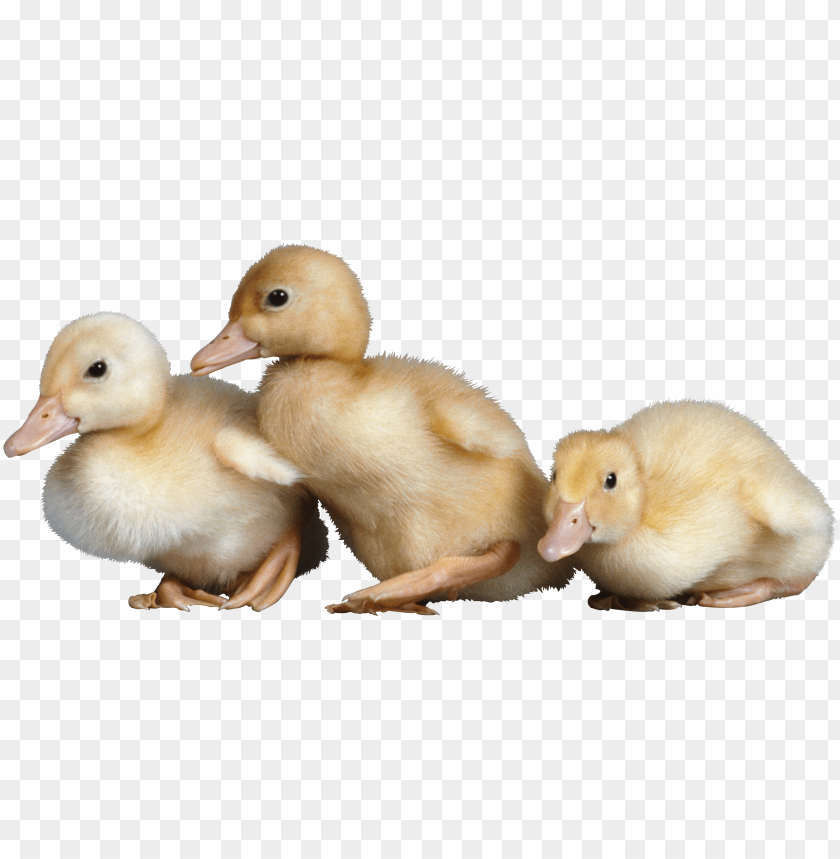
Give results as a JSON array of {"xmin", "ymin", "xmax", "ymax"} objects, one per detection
[{"xmin": 42, "ymin": 433, "xmax": 292, "ymax": 591}]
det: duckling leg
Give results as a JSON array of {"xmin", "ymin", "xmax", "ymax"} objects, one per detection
[
  {"xmin": 588, "ymin": 591, "xmax": 683, "ymax": 612},
  {"xmin": 681, "ymin": 574, "xmax": 818, "ymax": 608},
  {"xmin": 128, "ymin": 574, "xmax": 229, "ymax": 611},
  {"xmin": 325, "ymin": 540, "xmax": 521, "ymax": 616},
  {"xmin": 220, "ymin": 526, "xmax": 302, "ymax": 612}
]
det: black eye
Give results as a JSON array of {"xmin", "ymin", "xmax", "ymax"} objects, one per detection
[
  {"xmin": 87, "ymin": 361, "xmax": 107, "ymax": 378},
  {"xmin": 604, "ymin": 472, "xmax": 617, "ymax": 490},
  {"xmin": 267, "ymin": 289, "xmax": 288, "ymax": 307}
]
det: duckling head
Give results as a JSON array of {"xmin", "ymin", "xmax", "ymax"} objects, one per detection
[
  {"xmin": 538, "ymin": 430, "xmax": 645, "ymax": 562},
  {"xmin": 4, "ymin": 313, "xmax": 171, "ymax": 457},
  {"xmin": 191, "ymin": 245, "xmax": 371, "ymax": 375}
]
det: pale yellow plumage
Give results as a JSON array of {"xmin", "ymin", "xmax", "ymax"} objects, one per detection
[
  {"xmin": 192, "ymin": 245, "xmax": 576, "ymax": 610},
  {"xmin": 8, "ymin": 313, "xmax": 327, "ymax": 604},
  {"xmin": 541, "ymin": 400, "xmax": 834, "ymax": 609}
]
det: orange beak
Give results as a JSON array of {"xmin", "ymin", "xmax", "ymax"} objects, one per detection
[
  {"xmin": 4, "ymin": 394, "xmax": 80, "ymax": 457},
  {"xmin": 190, "ymin": 320, "xmax": 261, "ymax": 376},
  {"xmin": 538, "ymin": 499, "xmax": 593, "ymax": 562}
]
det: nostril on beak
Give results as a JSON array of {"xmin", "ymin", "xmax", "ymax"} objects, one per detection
[
  {"xmin": 572, "ymin": 517, "xmax": 577, "ymax": 524},
  {"xmin": 222, "ymin": 336, "xmax": 229, "ymax": 340},
  {"xmin": 42, "ymin": 413, "xmax": 49, "ymax": 419}
]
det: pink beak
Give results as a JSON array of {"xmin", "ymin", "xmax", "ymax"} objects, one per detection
[
  {"xmin": 4, "ymin": 394, "xmax": 80, "ymax": 457},
  {"xmin": 538, "ymin": 499, "xmax": 593, "ymax": 562},
  {"xmin": 190, "ymin": 320, "xmax": 261, "ymax": 376}
]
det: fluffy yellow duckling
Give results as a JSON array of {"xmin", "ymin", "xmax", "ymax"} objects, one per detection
[
  {"xmin": 191, "ymin": 245, "xmax": 575, "ymax": 614},
  {"xmin": 538, "ymin": 400, "xmax": 834, "ymax": 611},
  {"xmin": 4, "ymin": 312, "xmax": 328, "ymax": 611}
]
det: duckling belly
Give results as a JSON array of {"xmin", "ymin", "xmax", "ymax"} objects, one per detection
[{"xmin": 43, "ymin": 439, "xmax": 291, "ymax": 592}]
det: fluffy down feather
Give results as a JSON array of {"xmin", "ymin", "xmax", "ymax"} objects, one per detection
[
  {"xmin": 193, "ymin": 245, "xmax": 575, "ymax": 603},
  {"xmin": 8, "ymin": 313, "xmax": 327, "ymax": 596},
  {"xmin": 540, "ymin": 400, "xmax": 833, "ymax": 609}
]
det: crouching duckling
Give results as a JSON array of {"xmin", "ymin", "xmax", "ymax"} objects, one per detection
[
  {"xmin": 191, "ymin": 245, "xmax": 577, "ymax": 614},
  {"xmin": 538, "ymin": 400, "xmax": 833, "ymax": 611},
  {"xmin": 4, "ymin": 313, "xmax": 328, "ymax": 611}
]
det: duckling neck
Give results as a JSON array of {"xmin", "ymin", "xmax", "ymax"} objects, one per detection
[
  {"xmin": 102, "ymin": 377, "xmax": 174, "ymax": 444},
  {"xmin": 273, "ymin": 336, "xmax": 365, "ymax": 370},
  {"xmin": 268, "ymin": 353, "xmax": 356, "ymax": 378},
  {"xmin": 276, "ymin": 330, "xmax": 367, "ymax": 364}
]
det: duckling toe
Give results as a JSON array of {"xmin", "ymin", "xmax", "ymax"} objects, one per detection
[
  {"xmin": 222, "ymin": 529, "xmax": 301, "ymax": 612},
  {"xmin": 128, "ymin": 592, "xmax": 158, "ymax": 610},
  {"xmin": 325, "ymin": 597, "xmax": 438, "ymax": 616},
  {"xmin": 129, "ymin": 575, "xmax": 228, "ymax": 611},
  {"xmin": 656, "ymin": 599, "xmax": 683, "ymax": 610}
]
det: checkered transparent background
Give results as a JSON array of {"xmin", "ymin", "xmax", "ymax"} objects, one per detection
[{"xmin": 1, "ymin": 3, "xmax": 838, "ymax": 858}]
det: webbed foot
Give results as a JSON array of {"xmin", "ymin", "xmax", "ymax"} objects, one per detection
[
  {"xmin": 129, "ymin": 574, "xmax": 228, "ymax": 611},
  {"xmin": 680, "ymin": 575, "xmax": 817, "ymax": 608},
  {"xmin": 326, "ymin": 597, "xmax": 438, "ymax": 616},
  {"xmin": 221, "ymin": 530, "xmax": 301, "ymax": 612},
  {"xmin": 588, "ymin": 591, "xmax": 682, "ymax": 612},
  {"xmin": 326, "ymin": 541, "xmax": 520, "ymax": 617}
]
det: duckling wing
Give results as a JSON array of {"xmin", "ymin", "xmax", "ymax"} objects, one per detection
[
  {"xmin": 392, "ymin": 356, "xmax": 527, "ymax": 460},
  {"xmin": 426, "ymin": 395, "xmax": 526, "ymax": 459},
  {"xmin": 212, "ymin": 426, "xmax": 304, "ymax": 485}
]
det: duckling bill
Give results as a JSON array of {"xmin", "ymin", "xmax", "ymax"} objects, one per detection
[
  {"xmin": 540, "ymin": 400, "xmax": 834, "ymax": 611},
  {"xmin": 5, "ymin": 312, "xmax": 328, "ymax": 611}
]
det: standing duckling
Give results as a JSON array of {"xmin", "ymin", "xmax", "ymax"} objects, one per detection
[
  {"xmin": 4, "ymin": 313, "xmax": 328, "ymax": 611},
  {"xmin": 191, "ymin": 245, "xmax": 576, "ymax": 614},
  {"xmin": 538, "ymin": 400, "xmax": 833, "ymax": 611}
]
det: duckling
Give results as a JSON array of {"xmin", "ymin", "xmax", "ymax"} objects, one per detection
[
  {"xmin": 4, "ymin": 312, "xmax": 328, "ymax": 611},
  {"xmin": 538, "ymin": 400, "xmax": 834, "ymax": 611},
  {"xmin": 191, "ymin": 245, "xmax": 576, "ymax": 614}
]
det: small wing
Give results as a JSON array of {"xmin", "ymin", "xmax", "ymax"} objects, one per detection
[
  {"xmin": 212, "ymin": 426, "xmax": 304, "ymax": 485},
  {"xmin": 390, "ymin": 356, "xmax": 526, "ymax": 460},
  {"xmin": 425, "ymin": 385, "xmax": 526, "ymax": 460}
]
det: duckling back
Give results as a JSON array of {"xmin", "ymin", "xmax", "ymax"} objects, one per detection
[{"xmin": 621, "ymin": 400, "xmax": 833, "ymax": 538}]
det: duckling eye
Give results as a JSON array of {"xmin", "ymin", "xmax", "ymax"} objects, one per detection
[
  {"xmin": 267, "ymin": 289, "xmax": 288, "ymax": 308},
  {"xmin": 86, "ymin": 361, "xmax": 107, "ymax": 378},
  {"xmin": 604, "ymin": 472, "xmax": 617, "ymax": 490}
]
